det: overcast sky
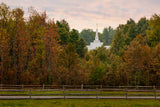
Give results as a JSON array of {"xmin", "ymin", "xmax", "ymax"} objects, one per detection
[{"xmin": 1, "ymin": 0, "xmax": 160, "ymax": 32}]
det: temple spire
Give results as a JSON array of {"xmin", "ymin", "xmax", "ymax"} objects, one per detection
[
  {"xmin": 87, "ymin": 24, "xmax": 110, "ymax": 51},
  {"xmin": 95, "ymin": 24, "xmax": 99, "ymax": 40}
]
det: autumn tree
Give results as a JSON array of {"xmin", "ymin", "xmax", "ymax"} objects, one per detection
[
  {"xmin": 26, "ymin": 9, "xmax": 47, "ymax": 84},
  {"xmin": 0, "ymin": 3, "xmax": 12, "ymax": 84},
  {"xmin": 56, "ymin": 43, "xmax": 82, "ymax": 85},
  {"xmin": 43, "ymin": 20, "xmax": 60, "ymax": 84},
  {"xmin": 151, "ymin": 43, "xmax": 160, "ymax": 85},
  {"xmin": 124, "ymin": 35, "xmax": 152, "ymax": 85},
  {"xmin": 105, "ymin": 54, "xmax": 123, "ymax": 86},
  {"xmin": 11, "ymin": 8, "xmax": 29, "ymax": 84}
]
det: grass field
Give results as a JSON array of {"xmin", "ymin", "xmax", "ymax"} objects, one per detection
[
  {"xmin": 0, "ymin": 99, "xmax": 160, "ymax": 107},
  {"xmin": 0, "ymin": 90, "xmax": 159, "ymax": 96}
]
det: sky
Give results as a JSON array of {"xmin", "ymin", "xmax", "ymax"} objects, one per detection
[{"xmin": 1, "ymin": 0, "xmax": 160, "ymax": 32}]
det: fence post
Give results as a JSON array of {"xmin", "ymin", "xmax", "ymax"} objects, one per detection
[
  {"xmin": 22, "ymin": 84, "xmax": 24, "ymax": 89},
  {"xmin": 153, "ymin": 85, "xmax": 156, "ymax": 90},
  {"xmin": 29, "ymin": 89, "xmax": 31, "ymax": 99},
  {"xmin": 126, "ymin": 88, "xmax": 128, "ymax": 100},
  {"xmin": 0, "ymin": 84, "xmax": 2, "ymax": 89},
  {"xmin": 43, "ymin": 84, "xmax": 45, "ymax": 89},
  {"xmin": 81, "ymin": 84, "xmax": 83, "ymax": 93},
  {"xmin": 63, "ymin": 85, "xmax": 65, "ymax": 99},
  {"xmin": 81, "ymin": 84, "xmax": 83, "ymax": 90},
  {"xmin": 136, "ymin": 85, "xmax": 138, "ymax": 90},
  {"xmin": 154, "ymin": 86, "xmax": 156, "ymax": 100},
  {"xmin": 63, "ymin": 85, "xmax": 64, "ymax": 90},
  {"xmin": 96, "ymin": 88, "xmax": 98, "ymax": 99}
]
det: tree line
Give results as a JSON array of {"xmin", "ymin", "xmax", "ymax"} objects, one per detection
[{"xmin": 0, "ymin": 3, "xmax": 160, "ymax": 86}]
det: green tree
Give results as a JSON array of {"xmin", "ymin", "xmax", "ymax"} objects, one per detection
[
  {"xmin": 69, "ymin": 29, "xmax": 79, "ymax": 43},
  {"xmin": 147, "ymin": 14, "xmax": 160, "ymax": 47},
  {"xmin": 76, "ymin": 38, "xmax": 86, "ymax": 58},
  {"xmin": 99, "ymin": 26, "xmax": 115, "ymax": 45},
  {"xmin": 136, "ymin": 17, "xmax": 149, "ymax": 37},
  {"xmin": 80, "ymin": 29, "xmax": 95, "ymax": 45},
  {"xmin": 110, "ymin": 25, "xmax": 127, "ymax": 56},
  {"xmin": 110, "ymin": 18, "xmax": 149, "ymax": 57},
  {"xmin": 56, "ymin": 20, "xmax": 70, "ymax": 45},
  {"xmin": 86, "ymin": 47, "xmax": 108, "ymax": 84},
  {"xmin": 69, "ymin": 29, "xmax": 86, "ymax": 58}
]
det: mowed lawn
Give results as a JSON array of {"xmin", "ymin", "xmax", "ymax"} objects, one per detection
[{"xmin": 0, "ymin": 99, "xmax": 160, "ymax": 107}]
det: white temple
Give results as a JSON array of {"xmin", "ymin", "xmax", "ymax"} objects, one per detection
[{"xmin": 87, "ymin": 25, "xmax": 110, "ymax": 51}]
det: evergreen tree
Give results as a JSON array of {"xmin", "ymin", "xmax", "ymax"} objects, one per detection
[
  {"xmin": 56, "ymin": 20, "xmax": 70, "ymax": 45},
  {"xmin": 80, "ymin": 29, "xmax": 95, "ymax": 45}
]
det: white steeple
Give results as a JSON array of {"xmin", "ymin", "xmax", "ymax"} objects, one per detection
[
  {"xmin": 95, "ymin": 24, "xmax": 99, "ymax": 41},
  {"xmin": 87, "ymin": 24, "xmax": 110, "ymax": 51},
  {"xmin": 87, "ymin": 24, "xmax": 103, "ymax": 51}
]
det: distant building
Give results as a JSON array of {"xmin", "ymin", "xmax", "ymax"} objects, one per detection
[{"xmin": 87, "ymin": 25, "xmax": 110, "ymax": 51}]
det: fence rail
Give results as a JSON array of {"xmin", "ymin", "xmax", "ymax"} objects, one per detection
[
  {"xmin": 0, "ymin": 84, "xmax": 159, "ymax": 89},
  {"xmin": 0, "ymin": 85, "xmax": 160, "ymax": 99}
]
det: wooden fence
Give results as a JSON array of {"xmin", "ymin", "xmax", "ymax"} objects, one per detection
[
  {"xmin": 0, "ymin": 84, "xmax": 158, "ymax": 89},
  {"xmin": 0, "ymin": 85, "xmax": 160, "ymax": 99}
]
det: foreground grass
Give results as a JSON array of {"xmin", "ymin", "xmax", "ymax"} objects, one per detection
[
  {"xmin": 0, "ymin": 99, "xmax": 160, "ymax": 107},
  {"xmin": 0, "ymin": 90, "xmax": 159, "ymax": 96}
]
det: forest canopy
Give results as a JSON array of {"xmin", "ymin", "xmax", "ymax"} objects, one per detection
[{"xmin": 0, "ymin": 3, "xmax": 160, "ymax": 86}]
